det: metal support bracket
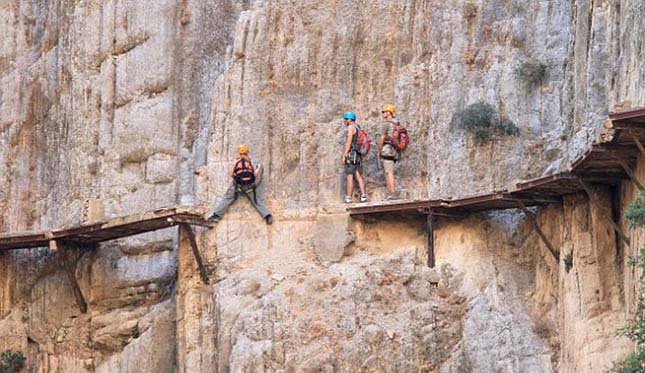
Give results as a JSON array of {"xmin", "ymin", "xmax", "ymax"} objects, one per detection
[
  {"xmin": 181, "ymin": 224, "xmax": 210, "ymax": 284},
  {"xmin": 426, "ymin": 211, "xmax": 435, "ymax": 268},
  {"xmin": 577, "ymin": 178, "xmax": 631, "ymax": 246},
  {"xmin": 514, "ymin": 201, "xmax": 559, "ymax": 261},
  {"xmin": 627, "ymin": 129, "xmax": 645, "ymax": 156},
  {"xmin": 58, "ymin": 243, "xmax": 88, "ymax": 313},
  {"xmin": 615, "ymin": 157, "xmax": 645, "ymax": 191}
]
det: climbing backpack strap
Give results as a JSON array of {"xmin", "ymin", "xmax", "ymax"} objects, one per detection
[
  {"xmin": 354, "ymin": 124, "xmax": 371, "ymax": 156},
  {"xmin": 233, "ymin": 158, "xmax": 256, "ymax": 187}
]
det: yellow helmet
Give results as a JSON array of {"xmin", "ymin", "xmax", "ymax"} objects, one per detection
[
  {"xmin": 237, "ymin": 143, "xmax": 249, "ymax": 155},
  {"xmin": 382, "ymin": 104, "xmax": 396, "ymax": 114}
]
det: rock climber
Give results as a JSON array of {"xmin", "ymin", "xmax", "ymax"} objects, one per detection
[
  {"xmin": 341, "ymin": 111, "xmax": 368, "ymax": 204},
  {"xmin": 378, "ymin": 104, "xmax": 401, "ymax": 200},
  {"xmin": 207, "ymin": 144, "xmax": 273, "ymax": 224}
]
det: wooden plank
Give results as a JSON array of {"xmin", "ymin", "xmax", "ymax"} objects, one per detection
[
  {"xmin": 181, "ymin": 224, "xmax": 210, "ymax": 285},
  {"xmin": 169, "ymin": 216, "xmax": 215, "ymax": 228},
  {"xmin": 426, "ymin": 212, "xmax": 435, "ymax": 268},
  {"xmin": 0, "ymin": 207, "xmax": 212, "ymax": 251},
  {"xmin": 515, "ymin": 200, "xmax": 559, "ymax": 261},
  {"xmin": 578, "ymin": 178, "xmax": 630, "ymax": 246},
  {"xmin": 59, "ymin": 246, "xmax": 88, "ymax": 313},
  {"xmin": 609, "ymin": 107, "xmax": 645, "ymax": 121}
]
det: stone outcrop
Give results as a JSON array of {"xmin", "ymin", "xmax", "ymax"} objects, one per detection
[{"xmin": 1, "ymin": 0, "xmax": 644, "ymax": 371}]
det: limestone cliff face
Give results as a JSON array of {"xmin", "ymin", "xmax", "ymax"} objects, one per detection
[{"xmin": 0, "ymin": 0, "xmax": 644, "ymax": 372}]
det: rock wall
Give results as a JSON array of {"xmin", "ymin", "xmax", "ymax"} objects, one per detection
[{"xmin": 1, "ymin": 0, "xmax": 644, "ymax": 372}]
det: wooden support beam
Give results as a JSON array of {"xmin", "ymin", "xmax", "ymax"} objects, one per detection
[
  {"xmin": 59, "ymin": 246, "xmax": 88, "ymax": 313},
  {"xmin": 615, "ymin": 158, "xmax": 645, "ymax": 191},
  {"xmin": 515, "ymin": 201, "xmax": 559, "ymax": 261},
  {"xmin": 426, "ymin": 212, "xmax": 435, "ymax": 268},
  {"xmin": 181, "ymin": 224, "xmax": 210, "ymax": 284},
  {"xmin": 627, "ymin": 129, "xmax": 645, "ymax": 156},
  {"xmin": 577, "ymin": 178, "xmax": 631, "ymax": 246},
  {"xmin": 417, "ymin": 208, "xmax": 465, "ymax": 218},
  {"xmin": 168, "ymin": 216, "xmax": 214, "ymax": 228}
]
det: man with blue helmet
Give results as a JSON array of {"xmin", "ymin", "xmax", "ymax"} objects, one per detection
[{"xmin": 341, "ymin": 111, "xmax": 368, "ymax": 203}]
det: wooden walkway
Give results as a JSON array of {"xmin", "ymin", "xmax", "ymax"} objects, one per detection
[
  {"xmin": 0, "ymin": 206, "xmax": 211, "ymax": 251},
  {"xmin": 348, "ymin": 107, "xmax": 645, "ymax": 267},
  {"xmin": 0, "ymin": 207, "xmax": 213, "ymax": 312},
  {"xmin": 1, "ymin": 108, "xmax": 644, "ymax": 307}
]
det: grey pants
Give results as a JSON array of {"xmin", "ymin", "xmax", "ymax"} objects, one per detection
[{"xmin": 211, "ymin": 185, "xmax": 271, "ymax": 218}]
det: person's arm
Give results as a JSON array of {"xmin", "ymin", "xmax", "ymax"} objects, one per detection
[
  {"xmin": 377, "ymin": 122, "xmax": 387, "ymax": 159},
  {"xmin": 229, "ymin": 159, "xmax": 237, "ymax": 177},
  {"xmin": 342, "ymin": 126, "xmax": 355, "ymax": 163}
]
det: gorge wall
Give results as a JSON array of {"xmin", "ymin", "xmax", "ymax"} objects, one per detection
[{"xmin": 1, "ymin": 0, "xmax": 644, "ymax": 371}]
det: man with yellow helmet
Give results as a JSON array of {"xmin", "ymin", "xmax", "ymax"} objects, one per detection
[
  {"xmin": 378, "ymin": 104, "xmax": 400, "ymax": 199},
  {"xmin": 207, "ymin": 144, "xmax": 273, "ymax": 224}
]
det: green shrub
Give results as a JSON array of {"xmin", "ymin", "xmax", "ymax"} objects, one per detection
[
  {"xmin": 626, "ymin": 191, "xmax": 645, "ymax": 227},
  {"xmin": 515, "ymin": 58, "xmax": 547, "ymax": 86},
  {"xmin": 452, "ymin": 102, "xmax": 520, "ymax": 141},
  {"xmin": 0, "ymin": 349, "xmax": 25, "ymax": 372},
  {"xmin": 497, "ymin": 118, "xmax": 520, "ymax": 136},
  {"xmin": 611, "ymin": 248, "xmax": 645, "ymax": 372},
  {"xmin": 612, "ymin": 349, "xmax": 645, "ymax": 373}
]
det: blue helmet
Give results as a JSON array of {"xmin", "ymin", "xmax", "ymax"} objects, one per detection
[{"xmin": 343, "ymin": 111, "xmax": 357, "ymax": 121}]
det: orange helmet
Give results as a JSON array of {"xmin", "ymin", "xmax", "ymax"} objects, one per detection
[
  {"xmin": 237, "ymin": 144, "xmax": 249, "ymax": 155},
  {"xmin": 382, "ymin": 104, "xmax": 396, "ymax": 114}
]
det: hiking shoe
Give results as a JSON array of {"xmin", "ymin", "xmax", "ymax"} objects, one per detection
[
  {"xmin": 207, "ymin": 213, "xmax": 221, "ymax": 223},
  {"xmin": 265, "ymin": 215, "xmax": 273, "ymax": 225},
  {"xmin": 384, "ymin": 193, "xmax": 397, "ymax": 201},
  {"xmin": 344, "ymin": 196, "xmax": 353, "ymax": 204},
  {"xmin": 360, "ymin": 194, "xmax": 369, "ymax": 203}
]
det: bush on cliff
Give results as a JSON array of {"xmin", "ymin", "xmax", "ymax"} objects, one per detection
[
  {"xmin": 452, "ymin": 102, "xmax": 519, "ymax": 141},
  {"xmin": 613, "ymin": 197, "xmax": 645, "ymax": 372},
  {"xmin": 0, "ymin": 349, "xmax": 25, "ymax": 373},
  {"xmin": 626, "ymin": 191, "xmax": 645, "ymax": 227},
  {"xmin": 515, "ymin": 58, "xmax": 546, "ymax": 87}
]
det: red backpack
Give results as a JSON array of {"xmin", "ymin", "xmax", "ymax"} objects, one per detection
[
  {"xmin": 354, "ymin": 125, "xmax": 371, "ymax": 156},
  {"xmin": 388, "ymin": 120, "xmax": 409, "ymax": 151}
]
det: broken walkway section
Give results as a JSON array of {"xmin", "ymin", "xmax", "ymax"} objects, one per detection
[{"xmin": 0, "ymin": 206, "xmax": 213, "ymax": 313}]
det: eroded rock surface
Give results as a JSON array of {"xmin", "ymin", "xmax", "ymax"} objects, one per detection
[{"xmin": 1, "ymin": 0, "xmax": 644, "ymax": 372}]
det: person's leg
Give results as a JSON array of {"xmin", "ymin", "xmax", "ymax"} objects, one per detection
[
  {"xmin": 355, "ymin": 170, "xmax": 366, "ymax": 196},
  {"xmin": 346, "ymin": 173, "xmax": 354, "ymax": 198},
  {"xmin": 386, "ymin": 171, "xmax": 395, "ymax": 193},
  {"xmin": 210, "ymin": 185, "xmax": 237, "ymax": 218},
  {"xmin": 243, "ymin": 188, "xmax": 272, "ymax": 219},
  {"xmin": 383, "ymin": 160, "xmax": 396, "ymax": 193}
]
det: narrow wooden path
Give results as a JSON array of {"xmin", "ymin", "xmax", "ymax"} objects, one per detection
[
  {"xmin": 0, "ymin": 207, "xmax": 213, "ymax": 312},
  {"xmin": 348, "ymin": 108, "xmax": 645, "ymax": 267}
]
